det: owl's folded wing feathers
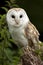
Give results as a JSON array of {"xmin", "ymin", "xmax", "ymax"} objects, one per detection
[{"xmin": 25, "ymin": 21, "xmax": 40, "ymax": 45}]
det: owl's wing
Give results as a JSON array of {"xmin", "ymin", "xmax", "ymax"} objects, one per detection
[{"xmin": 25, "ymin": 21, "xmax": 40, "ymax": 46}]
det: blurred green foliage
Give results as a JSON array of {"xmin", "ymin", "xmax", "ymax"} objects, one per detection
[{"xmin": 0, "ymin": 0, "xmax": 22, "ymax": 65}]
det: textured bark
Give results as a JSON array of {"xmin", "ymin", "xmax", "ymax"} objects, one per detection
[{"xmin": 21, "ymin": 47, "xmax": 43, "ymax": 65}]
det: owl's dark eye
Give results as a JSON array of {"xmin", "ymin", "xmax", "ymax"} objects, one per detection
[
  {"xmin": 20, "ymin": 15, "xmax": 23, "ymax": 18},
  {"xmin": 11, "ymin": 15, "xmax": 15, "ymax": 18}
]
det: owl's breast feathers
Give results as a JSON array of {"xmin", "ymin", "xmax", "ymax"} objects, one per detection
[{"xmin": 24, "ymin": 22, "xmax": 40, "ymax": 47}]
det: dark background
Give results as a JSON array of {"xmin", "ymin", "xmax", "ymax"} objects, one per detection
[{"xmin": 0, "ymin": 0, "xmax": 43, "ymax": 41}]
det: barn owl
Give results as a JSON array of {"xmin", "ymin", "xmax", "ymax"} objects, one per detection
[{"xmin": 6, "ymin": 8, "xmax": 40, "ymax": 48}]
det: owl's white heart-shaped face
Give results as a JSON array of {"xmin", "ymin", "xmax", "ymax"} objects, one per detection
[{"xmin": 6, "ymin": 8, "xmax": 29, "ymax": 28}]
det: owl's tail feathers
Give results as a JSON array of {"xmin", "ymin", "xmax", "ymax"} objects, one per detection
[
  {"xmin": 32, "ymin": 40, "xmax": 43, "ymax": 52},
  {"xmin": 27, "ymin": 37, "xmax": 43, "ymax": 51}
]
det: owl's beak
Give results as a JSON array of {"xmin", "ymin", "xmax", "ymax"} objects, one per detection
[{"xmin": 15, "ymin": 19, "xmax": 19, "ymax": 24}]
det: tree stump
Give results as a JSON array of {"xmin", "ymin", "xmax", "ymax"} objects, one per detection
[{"xmin": 21, "ymin": 47, "xmax": 43, "ymax": 65}]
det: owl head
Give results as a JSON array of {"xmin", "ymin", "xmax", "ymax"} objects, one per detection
[{"xmin": 6, "ymin": 8, "xmax": 29, "ymax": 28}]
